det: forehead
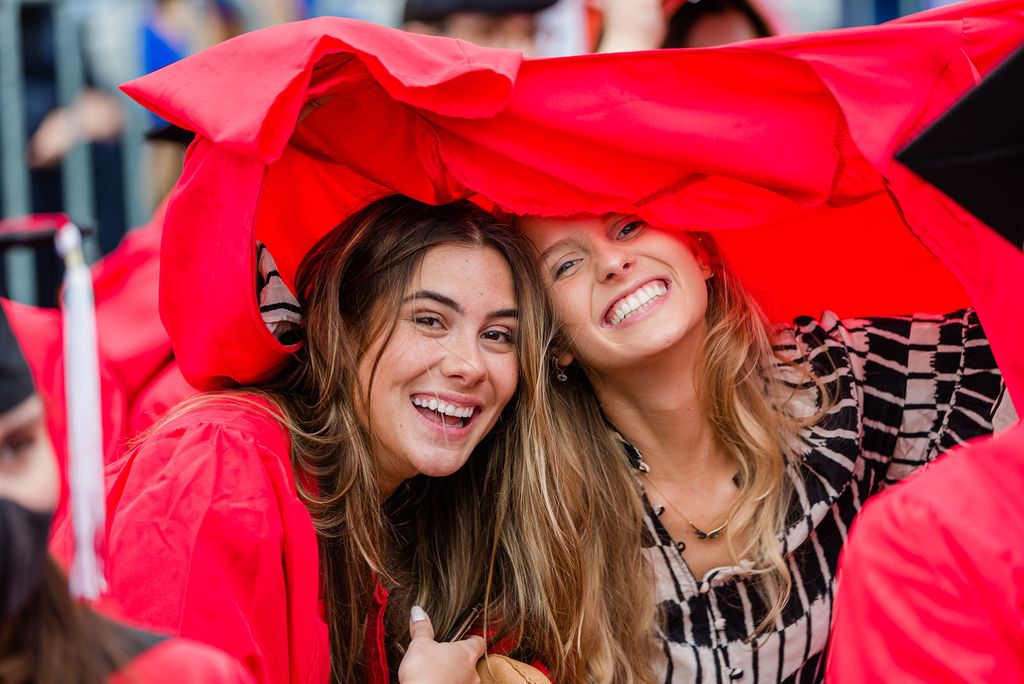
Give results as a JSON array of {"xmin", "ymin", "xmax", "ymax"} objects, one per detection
[
  {"xmin": 518, "ymin": 215, "xmax": 611, "ymax": 249},
  {"xmin": 409, "ymin": 244, "xmax": 516, "ymax": 302}
]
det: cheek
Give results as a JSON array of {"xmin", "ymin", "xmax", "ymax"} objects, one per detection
[
  {"xmin": 548, "ymin": 281, "xmax": 592, "ymax": 331},
  {"xmin": 33, "ymin": 440, "xmax": 59, "ymax": 511},
  {"xmin": 0, "ymin": 440, "xmax": 60, "ymax": 512},
  {"xmin": 491, "ymin": 355, "xmax": 520, "ymax": 408},
  {"xmin": 363, "ymin": 331, "xmax": 438, "ymax": 394}
]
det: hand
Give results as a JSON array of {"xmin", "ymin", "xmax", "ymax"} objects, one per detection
[
  {"xmin": 592, "ymin": 0, "xmax": 667, "ymax": 52},
  {"xmin": 28, "ymin": 89, "xmax": 124, "ymax": 169},
  {"xmin": 398, "ymin": 606, "xmax": 487, "ymax": 684}
]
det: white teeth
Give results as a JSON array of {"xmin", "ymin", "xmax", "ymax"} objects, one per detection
[
  {"xmin": 607, "ymin": 281, "xmax": 667, "ymax": 326},
  {"xmin": 411, "ymin": 397, "xmax": 475, "ymax": 420}
]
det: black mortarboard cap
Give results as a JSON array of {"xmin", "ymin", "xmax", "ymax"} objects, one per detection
[
  {"xmin": 404, "ymin": 0, "xmax": 558, "ymax": 23},
  {"xmin": 0, "ymin": 304, "xmax": 35, "ymax": 414},
  {"xmin": 0, "ymin": 213, "xmax": 93, "ymax": 250},
  {"xmin": 896, "ymin": 43, "xmax": 1024, "ymax": 252},
  {"xmin": 144, "ymin": 123, "xmax": 197, "ymax": 145}
]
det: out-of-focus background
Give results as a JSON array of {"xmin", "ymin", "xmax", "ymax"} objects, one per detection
[{"xmin": 0, "ymin": 0, "xmax": 962, "ymax": 306}]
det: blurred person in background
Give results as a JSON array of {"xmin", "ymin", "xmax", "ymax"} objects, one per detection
[
  {"xmin": 596, "ymin": 0, "xmax": 776, "ymax": 52},
  {"xmin": 401, "ymin": 0, "xmax": 776, "ymax": 57},
  {"xmin": 403, "ymin": 0, "xmax": 559, "ymax": 54},
  {"xmin": 0, "ymin": 303, "xmax": 254, "ymax": 684}
]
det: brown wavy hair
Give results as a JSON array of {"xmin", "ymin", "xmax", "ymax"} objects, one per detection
[{"xmin": 148, "ymin": 195, "xmax": 665, "ymax": 681}]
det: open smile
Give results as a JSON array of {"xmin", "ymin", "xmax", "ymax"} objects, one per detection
[
  {"xmin": 410, "ymin": 393, "xmax": 480, "ymax": 432},
  {"xmin": 602, "ymin": 279, "xmax": 670, "ymax": 328}
]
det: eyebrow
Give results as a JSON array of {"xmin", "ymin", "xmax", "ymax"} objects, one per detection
[
  {"xmin": 403, "ymin": 291, "xmax": 518, "ymax": 320},
  {"xmin": 539, "ymin": 237, "xmax": 575, "ymax": 261},
  {"xmin": 404, "ymin": 290, "xmax": 462, "ymax": 313}
]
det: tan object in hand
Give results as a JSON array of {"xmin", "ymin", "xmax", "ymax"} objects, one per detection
[{"xmin": 476, "ymin": 655, "xmax": 552, "ymax": 684}]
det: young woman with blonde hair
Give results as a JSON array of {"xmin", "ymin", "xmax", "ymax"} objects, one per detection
[{"xmin": 519, "ymin": 215, "xmax": 1014, "ymax": 683}]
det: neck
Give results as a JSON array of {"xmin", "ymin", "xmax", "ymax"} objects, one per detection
[
  {"xmin": 377, "ymin": 466, "xmax": 408, "ymax": 502},
  {"xmin": 588, "ymin": 328, "xmax": 724, "ymax": 480}
]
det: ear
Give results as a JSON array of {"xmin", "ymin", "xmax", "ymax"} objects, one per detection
[{"xmin": 556, "ymin": 349, "xmax": 575, "ymax": 367}]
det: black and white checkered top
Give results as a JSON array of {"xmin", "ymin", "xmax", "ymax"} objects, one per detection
[{"xmin": 624, "ymin": 309, "xmax": 1015, "ymax": 684}]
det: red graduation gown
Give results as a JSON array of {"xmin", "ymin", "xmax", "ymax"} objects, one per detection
[
  {"xmin": 59, "ymin": 397, "xmax": 334, "ymax": 684},
  {"xmin": 827, "ymin": 423, "xmax": 1024, "ymax": 682},
  {"xmin": 92, "ymin": 2, "xmax": 1024, "ymax": 681},
  {"xmin": 121, "ymin": 1, "xmax": 1023, "ymax": 412},
  {"xmin": 111, "ymin": 637, "xmax": 258, "ymax": 684}
]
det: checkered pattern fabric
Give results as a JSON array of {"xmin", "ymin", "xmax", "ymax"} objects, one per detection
[{"xmin": 624, "ymin": 309, "xmax": 1014, "ymax": 684}]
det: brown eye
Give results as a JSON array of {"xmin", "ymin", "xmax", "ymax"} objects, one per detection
[
  {"xmin": 481, "ymin": 328, "xmax": 514, "ymax": 345},
  {"xmin": 414, "ymin": 315, "xmax": 443, "ymax": 328},
  {"xmin": 0, "ymin": 434, "xmax": 36, "ymax": 470}
]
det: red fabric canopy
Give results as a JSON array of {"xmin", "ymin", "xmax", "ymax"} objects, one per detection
[{"xmin": 122, "ymin": 2, "xmax": 1024, "ymax": 412}]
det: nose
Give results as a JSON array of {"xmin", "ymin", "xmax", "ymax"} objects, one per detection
[
  {"xmin": 595, "ymin": 241, "xmax": 635, "ymax": 282},
  {"xmin": 438, "ymin": 335, "xmax": 487, "ymax": 387}
]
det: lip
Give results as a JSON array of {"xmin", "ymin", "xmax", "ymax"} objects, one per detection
[
  {"xmin": 409, "ymin": 391, "xmax": 483, "ymax": 437},
  {"xmin": 600, "ymin": 278, "xmax": 671, "ymax": 329}
]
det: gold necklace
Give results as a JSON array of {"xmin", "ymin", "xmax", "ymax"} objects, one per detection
[{"xmin": 641, "ymin": 474, "xmax": 731, "ymax": 541}]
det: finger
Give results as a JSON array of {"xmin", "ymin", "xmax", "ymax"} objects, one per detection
[
  {"xmin": 297, "ymin": 96, "xmax": 335, "ymax": 123},
  {"xmin": 408, "ymin": 605, "xmax": 435, "ymax": 642},
  {"xmin": 457, "ymin": 634, "xmax": 487, "ymax": 659}
]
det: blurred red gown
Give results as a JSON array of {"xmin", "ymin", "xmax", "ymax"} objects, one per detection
[
  {"xmin": 110, "ymin": 635, "xmax": 257, "ymax": 684},
  {"xmin": 827, "ymin": 423, "xmax": 1024, "ymax": 682},
  {"xmin": 26, "ymin": 1, "xmax": 1024, "ymax": 683}
]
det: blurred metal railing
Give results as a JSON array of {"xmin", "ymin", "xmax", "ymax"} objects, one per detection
[
  {"xmin": 0, "ymin": 0, "xmax": 35, "ymax": 303},
  {"xmin": 0, "ymin": 0, "xmax": 148, "ymax": 304}
]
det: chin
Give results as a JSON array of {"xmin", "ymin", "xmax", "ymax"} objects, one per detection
[{"xmin": 412, "ymin": 450, "xmax": 474, "ymax": 478}]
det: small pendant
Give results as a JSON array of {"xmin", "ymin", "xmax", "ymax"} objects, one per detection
[{"xmin": 690, "ymin": 521, "xmax": 726, "ymax": 540}]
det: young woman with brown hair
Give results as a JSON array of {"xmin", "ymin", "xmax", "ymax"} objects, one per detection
[{"xmin": 88, "ymin": 195, "xmax": 656, "ymax": 684}]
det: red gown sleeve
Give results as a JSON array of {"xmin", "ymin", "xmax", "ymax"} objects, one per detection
[
  {"xmin": 110, "ymin": 638, "xmax": 257, "ymax": 684},
  {"xmin": 98, "ymin": 401, "xmax": 329, "ymax": 684},
  {"xmin": 827, "ymin": 425, "xmax": 1024, "ymax": 682}
]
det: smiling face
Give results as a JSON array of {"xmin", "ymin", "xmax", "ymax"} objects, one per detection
[
  {"xmin": 520, "ymin": 215, "xmax": 711, "ymax": 375},
  {"xmin": 359, "ymin": 244, "xmax": 520, "ymax": 492}
]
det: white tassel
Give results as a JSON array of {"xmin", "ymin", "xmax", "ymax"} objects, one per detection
[{"xmin": 55, "ymin": 222, "xmax": 107, "ymax": 601}]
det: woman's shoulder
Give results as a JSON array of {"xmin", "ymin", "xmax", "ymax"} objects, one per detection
[
  {"xmin": 145, "ymin": 393, "xmax": 290, "ymax": 453},
  {"xmin": 110, "ymin": 393, "xmax": 298, "ymax": 509}
]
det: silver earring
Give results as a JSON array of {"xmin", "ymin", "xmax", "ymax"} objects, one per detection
[{"xmin": 553, "ymin": 357, "xmax": 568, "ymax": 382}]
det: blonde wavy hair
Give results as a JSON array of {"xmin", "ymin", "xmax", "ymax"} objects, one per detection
[
  {"xmin": 546, "ymin": 229, "xmax": 829, "ymax": 642},
  {"xmin": 192, "ymin": 196, "xmax": 660, "ymax": 682}
]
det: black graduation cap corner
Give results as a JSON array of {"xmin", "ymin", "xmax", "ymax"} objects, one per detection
[
  {"xmin": 404, "ymin": 0, "xmax": 559, "ymax": 22},
  {"xmin": 897, "ymin": 42, "xmax": 1024, "ymax": 252},
  {"xmin": 0, "ymin": 304, "xmax": 35, "ymax": 414}
]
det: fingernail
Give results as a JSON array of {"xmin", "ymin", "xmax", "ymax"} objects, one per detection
[{"xmin": 411, "ymin": 605, "xmax": 428, "ymax": 623}]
